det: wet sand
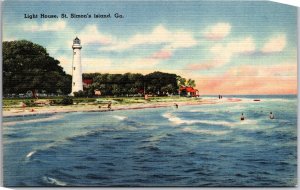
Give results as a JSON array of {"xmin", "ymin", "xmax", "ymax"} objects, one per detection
[{"xmin": 2, "ymin": 98, "xmax": 232, "ymax": 117}]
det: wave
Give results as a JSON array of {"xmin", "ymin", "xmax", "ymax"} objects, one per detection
[
  {"xmin": 263, "ymin": 98, "xmax": 295, "ymax": 103},
  {"xmin": 189, "ymin": 108, "xmax": 217, "ymax": 113},
  {"xmin": 162, "ymin": 113, "xmax": 187, "ymax": 125},
  {"xmin": 195, "ymin": 119, "xmax": 234, "ymax": 127},
  {"xmin": 23, "ymin": 125, "xmax": 138, "ymax": 161},
  {"xmin": 42, "ymin": 176, "xmax": 67, "ymax": 186},
  {"xmin": 138, "ymin": 145, "xmax": 160, "ymax": 152},
  {"xmin": 189, "ymin": 104, "xmax": 246, "ymax": 113},
  {"xmin": 26, "ymin": 150, "xmax": 36, "ymax": 158},
  {"xmin": 181, "ymin": 127, "xmax": 229, "ymax": 136},
  {"xmin": 162, "ymin": 112, "xmax": 235, "ymax": 127},
  {"xmin": 3, "ymin": 114, "xmax": 64, "ymax": 126},
  {"xmin": 238, "ymin": 119, "xmax": 258, "ymax": 126},
  {"xmin": 224, "ymin": 104, "xmax": 246, "ymax": 111},
  {"xmin": 113, "ymin": 115, "xmax": 128, "ymax": 121}
]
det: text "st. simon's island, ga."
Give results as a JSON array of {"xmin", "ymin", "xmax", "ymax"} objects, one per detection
[{"xmin": 24, "ymin": 13, "xmax": 124, "ymax": 19}]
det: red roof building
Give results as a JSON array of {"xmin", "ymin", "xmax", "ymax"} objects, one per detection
[
  {"xmin": 179, "ymin": 86, "xmax": 199, "ymax": 97},
  {"xmin": 83, "ymin": 79, "xmax": 93, "ymax": 87}
]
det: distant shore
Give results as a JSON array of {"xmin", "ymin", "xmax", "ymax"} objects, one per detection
[{"xmin": 2, "ymin": 97, "xmax": 233, "ymax": 117}]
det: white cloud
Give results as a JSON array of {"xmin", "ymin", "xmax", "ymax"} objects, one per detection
[
  {"xmin": 82, "ymin": 57, "xmax": 112, "ymax": 73},
  {"xmin": 204, "ymin": 23, "xmax": 231, "ymax": 40},
  {"xmin": 78, "ymin": 25, "xmax": 114, "ymax": 45},
  {"xmin": 3, "ymin": 37, "xmax": 17, "ymax": 41},
  {"xmin": 227, "ymin": 37, "xmax": 256, "ymax": 54},
  {"xmin": 100, "ymin": 25, "xmax": 197, "ymax": 52},
  {"xmin": 121, "ymin": 57, "xmax": 161, "ymax": 70},
  {"xmin": 185, "ymin": 37, "xmax": 256, "ymax": 72},
  {"xmin": 57, "ymin": 55, "xmax": 113, "ymax": 74},
  {"xmin": 57, "ymin": 55, "xmax": 72, "ymax": 74},
  {"xmin": 23, "ymin": 20, "xmax": 66, "ymax": 32},
  {"xmin": 209, "ymin": 37, "xmax": 256, "ymax": 66},
  {"xmin": 261, "ymin": 34, "xmax": 286, "ymax": 53}
]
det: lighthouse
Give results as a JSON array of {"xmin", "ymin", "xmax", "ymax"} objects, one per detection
[{"xmin": 71, "ymin": 37, "xmax": 83, "ymax": 95}]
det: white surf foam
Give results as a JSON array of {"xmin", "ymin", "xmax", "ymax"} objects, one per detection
[
  {"xmin": 26, "ymin": 150, "xmax": 36, "ymax": 158},
  {"xmin": 3, "ymin": 115, "xmax": 64, "ymax": 126},
  {"xmin": 195, "ymin": 119, "xmax": 235, "ymax": 127},
  {"xmin": 162, "ymin": 112, "xmax": 235, "ymax": 127},
  {"xmin": 263, "ymin": 98, "xmax": 294, "ymax": 103},
  {"xmin": 113, "ymin": 115, "xmax": 127, "ymax": 121},
  {"xmin": 189, "ymin": 108, "xmax": 217, "ymax": 113},
  {"xmin": 239, "ymin": 119, "xmax": 258, "ymax": 126},
  {"xmin": 162, "ymin": 113, "xmax": 187, "ymax": 125},
  {"xmin": 182, "ymin": 127, "xmax": 229, "ymax": 135},
  {"xmin": 42, "ymin": 176, "xmax": 67, "ymax": 186}
]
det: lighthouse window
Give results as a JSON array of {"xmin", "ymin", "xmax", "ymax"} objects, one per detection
[
  {"xmin": 74, "ymin": 52, "xmax": 76, "ymax": 55},
  {"xmin": 74, "ymin": 67, "xmax": 76, "ymax": 70},
  {"xmin": 73, "ymin": 82, "xmax": 75, "ymax": 86}
]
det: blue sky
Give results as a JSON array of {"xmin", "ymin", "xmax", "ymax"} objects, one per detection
[{"xmin": 3, "ymin": 1, "xmax": 297, "ymax": 94}]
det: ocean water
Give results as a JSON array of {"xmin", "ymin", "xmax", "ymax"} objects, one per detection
[{"xmin": 3, "ymin": 95, "xmax": 297, "ymax": 187}]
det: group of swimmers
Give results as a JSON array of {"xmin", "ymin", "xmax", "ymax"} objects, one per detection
[
  {"xmin": 241, "ymin": 112, "xmax": 274, "ymax": 120},
  {"xmin": 174, "ymin": 103, "xmax": 274, "ymax": 121}
]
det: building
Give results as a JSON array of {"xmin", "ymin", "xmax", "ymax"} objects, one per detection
[
  {"xmin": 83, "ymin": 79, "xmax": 93, "ymax": 88},
  {"xmin": 179, "ymin": 86, "xmax": 199, "ymax": 97},
  {"xmin": 71, "ymin": 37, "xmax": 83, "ymax": 95},
  {"xmin": 94, "ymin": 89, "xmax": 101, "ymax": 96}
]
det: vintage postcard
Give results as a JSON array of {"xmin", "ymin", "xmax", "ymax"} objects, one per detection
[{"xmin": 2, "ymin": 0, "xmax": 297, "ymax": 187}]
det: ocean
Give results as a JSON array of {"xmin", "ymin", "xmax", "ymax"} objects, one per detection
[{"xmin": 2, "ymin": 95, "xmax": 297, "ymax": 187}]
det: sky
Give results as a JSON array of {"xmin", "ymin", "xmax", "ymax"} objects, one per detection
[{"xmin": 2, "ymin": 1, "xmax": 298, "ymax": 95}]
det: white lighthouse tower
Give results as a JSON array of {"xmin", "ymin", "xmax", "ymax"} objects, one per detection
[{"xmin": 71, "ymin": 37, "xmax": 83, "ymax": 95}]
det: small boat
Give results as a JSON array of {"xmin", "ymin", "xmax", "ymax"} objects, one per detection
[{"xmin": 253, "ymin": 99, "xmax": 260, "ymax": 101}]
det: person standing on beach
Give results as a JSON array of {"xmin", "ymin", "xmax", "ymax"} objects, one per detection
[
  {"xmin": 108, "ymin": 102, "xmax": 112, "ymax": 110},
  {"xmin": 21, "ymin": 102, "xmax": 26, "ymax": 111},
  {"xmin": 174, "ymin": 103, "xmax": 178, "ymax": 109}
]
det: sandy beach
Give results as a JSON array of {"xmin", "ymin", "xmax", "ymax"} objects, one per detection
[{"xmin": 2, "ymin": 97, "xmax": 229, "ymax": 117}]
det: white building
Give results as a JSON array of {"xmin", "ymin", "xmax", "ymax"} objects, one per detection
[{"xmin": 71, "ymin": 37, "xmax": 83, "ymax": 95}]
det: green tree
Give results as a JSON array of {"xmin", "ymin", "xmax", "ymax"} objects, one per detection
[
  {"xmin": 186, "ymin": 78, "xmax": 196, "ymax": 87},
  {"xmin": 82, "ymin": 72, "xmax": 191, "ymax": 97},
  {"xmin": 3, "ymin": 40, "xmax": 71, "ymax": 97},
  {"xmin": 177, "ymin": 76, "xmax": 187, "ymax": 87},
  {"xmin": 145, "ymin": 71, "xmax": 178, "ymax": 95}
]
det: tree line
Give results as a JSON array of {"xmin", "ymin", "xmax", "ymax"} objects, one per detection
[
  {"xmin": 81, "ymin": 71, "xmax": 195, "ymax": 97},
  {"xmin": 3, "ymin": 40, "xmax": 196, "ymax": 98}
]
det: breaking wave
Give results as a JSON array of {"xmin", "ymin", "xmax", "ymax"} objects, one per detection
[
  {"xmin": 162, "ymin": 112, "xmax": 234, "ymax": 127},
  {"xmin": 181, "ymin": 127, "xmax": 229, "ymax": 135},
  {"xmin": 113, "ymin": 115, "xmax": 128, "ymax": 121},
  {"xmin": 42, "ymin": 176, "xmax": 67, "ymax": 186},
  {"xmin": 26, "ymin": 150, "xmax": 36, "ymax": 158}
]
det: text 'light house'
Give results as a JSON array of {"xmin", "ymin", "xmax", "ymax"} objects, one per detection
[{"xmin": 71, "ymin": 37, "xmax": 83, "ymax": 95}]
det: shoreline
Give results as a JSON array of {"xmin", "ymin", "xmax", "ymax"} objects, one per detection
[{"xmin": 2, "ymin": 98, "xmax": 226, "ymax": 117}]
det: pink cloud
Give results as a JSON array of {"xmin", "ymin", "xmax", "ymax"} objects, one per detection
[
  {"xmin": 230, "ymin": 64, "xmax": 297, "ymax": 77},
  {"xmin": 185, "ymin": 59, "xmax": 226, "ymax": 71},
  {"xmin": 197, "ymin": 75, "xmax": 296, "ymax": 95},
  {"xmin": 150, "ymin": 50, "xmax": 172, "ymax": 60},
  {"xmin": 186, "ymin": 60, "xmax": 218, "ymax": 71},
  {"xmin": 187, "ymin": 63, "xmax": 214, "ymax": 71},
  {"xmin": 194, "ymin": 64, "xmax": 297, "ymax": 95}
]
